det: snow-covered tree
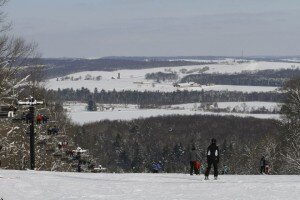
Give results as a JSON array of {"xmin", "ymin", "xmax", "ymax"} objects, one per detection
[{"xmin": 280, "ymin": 78, "xmax": 300, "ymax": 173}]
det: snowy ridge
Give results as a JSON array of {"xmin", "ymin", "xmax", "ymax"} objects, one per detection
[
  {"xmin": 0, "ymin": 170, "xmax": 299, "ymax": 200},
  {"xmin": 46, "ymin": 61, "xmax": 297, "ymax": 92}
]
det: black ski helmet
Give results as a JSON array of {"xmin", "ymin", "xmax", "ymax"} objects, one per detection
[{"xmin": 211, "ymin": 138, "xmax": 217, "ymax": 144}]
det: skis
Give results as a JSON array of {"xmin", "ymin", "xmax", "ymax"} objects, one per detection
[{"xmin": 204, "ymin": 176, "xmax": 218, "ymax": 180}]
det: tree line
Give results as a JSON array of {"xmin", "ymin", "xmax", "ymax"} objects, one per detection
[
  {"xmin": 181, "ymin": 68, "xmax": 300, "ymax": 87},
  {"xmin": 47, "ymin": 88, "xmax": 283, "ymax": 106},
  {"xmin": 145, "ymin": 72, "xmax": 178, "ymax": 81}
]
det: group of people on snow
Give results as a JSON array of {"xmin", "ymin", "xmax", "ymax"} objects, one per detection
[
  {"xmin": 22, "ymin": 112, "xmax": 49, "ymax": 124},
  {"xmin": 150, "ymin": 138, "xmax": 264, "ymax": 179},
  {"xmin": 36, "ymin": 113, "xmax": 49, "ymax": 124},
  {"xmin": 189, "ymin": 138, "xmax": 220, "ymax": 180},
  {"xmin": 151, "ymin": 138, "xmax": 222, "ymax": 179},
  {"xmin": 188, "ymin": 138, "xmax": 271, "ymax": 179}
]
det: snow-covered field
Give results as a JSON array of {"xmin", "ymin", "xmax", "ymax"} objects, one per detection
[
  {"xmin": 64, "ymin": 102, "xmax": 280, "ymax": 124},
  {"xmin": 206, "ymin": 61, "xmax": 298, "ymax": 73},
  {"xmin": 46, "ymin": 61, "xmax": 292, "ymax": 123},
  {"xmin": 0, "ymin": 170, "xmax": 299, "ymax": 200},
  {"xmin": 46, "ymin": 61, "xmax": 297, "ymax": 92}
]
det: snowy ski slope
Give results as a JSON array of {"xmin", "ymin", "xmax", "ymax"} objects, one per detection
[{"xmin": 0, "ymin": 170, "xmax": 299, "ymax": 200}]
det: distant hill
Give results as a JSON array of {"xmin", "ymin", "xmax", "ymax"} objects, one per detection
[
  {"xmin": 103, "ymin": 55, "xmax": 300, "ymax": 62},
  {"xmin": 40, "ymin": 58, "xmax": 207, "ymax": 78},
  {"xmin": 102, "ymin": 56, "xmax": 226, "ymax": 61},
  {"xmin": 29, "ymin": 56, "xmax": 300, "ymax": 78}
]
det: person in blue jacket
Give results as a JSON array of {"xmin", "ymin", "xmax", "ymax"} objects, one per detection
[{"xmin": 152, "ymin": 162, "xmax": 162, "ymax": 173}]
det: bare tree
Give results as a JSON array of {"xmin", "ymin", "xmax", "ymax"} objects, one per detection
[
  {"xmin": 0, "ymin": 0, "xmax": 38, "ymax": 100},
  {"xmin": 0, "ymin": 0, "xmax": 43, "ymax": 170}
]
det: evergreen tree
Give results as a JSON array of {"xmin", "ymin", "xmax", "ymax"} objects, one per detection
[{"xmin": 87, "ymin": 95, "xmax": 97, "ymax": 111}]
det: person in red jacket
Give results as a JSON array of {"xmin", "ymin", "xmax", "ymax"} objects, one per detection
[
  {"xmin": 194, "ymin": 161, "xmax": 201, "ymax": 175},
  {"xmin": 36, "ymin": 114, "xmax": 43, "ymax": 124},
  {"xmin": 189, "ymin": 145, "xmax": 199, "ymax": 175}
]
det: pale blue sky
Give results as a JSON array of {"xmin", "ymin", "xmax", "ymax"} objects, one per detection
[{"xmin": 5, "ymin": 0, "xmax": 300, "ymax": 58}]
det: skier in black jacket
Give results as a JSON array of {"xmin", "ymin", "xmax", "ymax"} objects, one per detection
[
  {"xmin": 205, "ymin": 138, "xmax": 219, "ymax": 180},
  {"xmin": 260, "ymin": 156, "xmax": 266, "ymax": 174}
]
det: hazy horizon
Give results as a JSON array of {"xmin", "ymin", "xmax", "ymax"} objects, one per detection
[
  {"xmin": 41, "ymin": 55, "xmax": 300, "ymax": 60},
  {"xmin": 6, "ymin": 0, "xmax": 300, "ymax": 58}
]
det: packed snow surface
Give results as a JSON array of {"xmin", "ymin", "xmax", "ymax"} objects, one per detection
[{"xmin": 0, "ymin": 170, "xmax": 299, "ymax": 200}]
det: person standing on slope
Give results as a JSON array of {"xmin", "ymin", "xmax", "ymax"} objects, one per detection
[
  {"xmin": 260, "ymin": 156, "xmax": 266, "ymax": 174},
  {"xmin": 205, "ymin": 138, "xmax": 219, "ymax": 180},
  {"xmin": 189, "ymin": 145, "xmax": 199, "ymax": 175}
]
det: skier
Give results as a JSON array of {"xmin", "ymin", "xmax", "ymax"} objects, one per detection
[
  {"xmin": 189, "ymin": 145, "xmax": 199, "ymax": 175},
  {"xmin": 8, "ymin": 105, "xmax": 15, "ymax": 118},
  {"xmin": 58, "ymin": 142, "xmax": 62, "ymax": 150},
  {"xmin": 62, "ymin": 141, "xmax": 68, "ymax": 148},
  {"xmin": 205, "ymin": 138, "xmax": 219, "ymax": 180},
  {"xmin": 76, "ymin": 152, "xmax": 82, "ymax": 172},
  {"xmin": 47, "ymin": 126, "xmax": 59, "ymax": 135},
  {"xmin": 152, "ymin": 162, "xmax": 162, "ymax": 173},
  {"xmin": 0, "ymin": 144, "xmax": 2, "ymax": 167},
  {"xmin": 194, "ymin": 161, "xmax": 201, "ymax": 175},
  {"xmin": 42, "ymin": 115, "xmax": 49, "ymax": 124},
  {"xmin": 52, "ymin": 126, "xmax": 59, "ymax": 134},
  {"xmin": 36, "ymin": 114, "xmax": 43, "ymax": 124},
  {"xmin": 264, "ymin": 159, "xmax": 271, "ymax": 174},
  {"xmin": 201, "ymin": 162, "xmax": 207, "ymax": 174},
  {"xmin": 25, "ymin": 112, "xmax": 33, "ymax": 124},
  {"xmin": 222, "ymin": 164, "xmax": 229, "ymax": 174},
  {"xmin": 260, "ymin": 156, "xmax": 266, "ymax": 174}
]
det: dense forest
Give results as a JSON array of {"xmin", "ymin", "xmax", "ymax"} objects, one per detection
[
  {"xmin": 73, "ymin": 115, "xmax": 284, "ymax": 174},
  {"xmin": 181, "ymin": 69, "xmax": 300, "ymax": 87}
]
